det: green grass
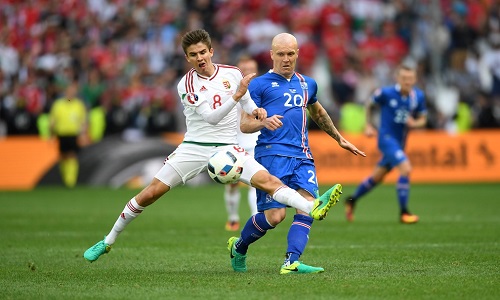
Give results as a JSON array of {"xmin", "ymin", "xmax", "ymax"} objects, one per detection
[{"xmin": 1, "ymin": 183, "xmax": 499, "ymax": 300}]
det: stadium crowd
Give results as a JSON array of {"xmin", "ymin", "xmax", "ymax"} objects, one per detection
[{"xmin": 0, "ymin": 0, "xmax": 499, "ymax": 141}]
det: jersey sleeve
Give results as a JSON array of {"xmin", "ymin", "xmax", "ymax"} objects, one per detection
[
  {"xmin": 372, "ymin": 88, "xmax": 385, "ymax": 105},
  {"xmin": 180, "ymin": 92, "xmax": 207, "ymax": 108},
  {"xmin": 238, "ymin": 91, "xmax": 258, "ymax": 115},
  {"xmin": 248, "ymin": 79, "xmax": 262, "ymax": 107},
  {"xmin": 416, "ymin": 89, "xmax": 427, "ymax": 115},
  {"xmin": 177, "ymin": 75, "xmax": 207, "ymax": 108},
  {"xmin": 180, "ymin": 89, "xmax": 237, "ymax": 125},
  {"xmin": 306, "ymin": 77, "xmax": 318, "ymax": 105}
]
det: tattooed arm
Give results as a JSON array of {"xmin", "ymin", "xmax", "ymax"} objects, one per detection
[{"xmin": 308, "ymin": 102, "xmax": 366, "ymax": 157}]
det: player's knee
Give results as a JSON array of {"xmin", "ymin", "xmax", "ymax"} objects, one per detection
[
  {"xmin": 226, "ymin": 182, "xmax": 239, "ymax": 193},
  {"xmin": 398, "ymin": 162, "xmax": 412, "ymax": 176},
  {"xmin": 401, "ymin": 167, "xmax": 411, "ymax": 176},
  {"xmin": 406, "ymin": 164, "xmax": 412, "ymax": 174},
  {"xmin": 250, "ymin": 171, "xmax": 282, "ymax": 193},
  {"xmin": 137, "ymin": 181, "xmax": 169, "ymax": 206},
  {"xmin": 264, "ymin": 208, "xmax": 286, "ymax": 226},
  {"xmin": 372, "ymin": 175, "xmax": 384, "ymax": 183}
]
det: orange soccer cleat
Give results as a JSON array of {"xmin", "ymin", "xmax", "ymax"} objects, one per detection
[
  {"xmin": 225, "ymin": 221, "xmax": 240, "ymax": 231},
  {"xmin": 400, "ymin": 213, "xmax": 419, "ymax": 224},
  {"xmin": 345, "ymin": 197, "xmax": 355, "ymax": 222}
]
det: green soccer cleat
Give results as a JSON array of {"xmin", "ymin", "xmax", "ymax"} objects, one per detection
[
  {"xmin": 227, "ymin": 236, "xmax": 247, "ymax": 272},
  {"xmin": 84, "ymin": 237, "xmax": 111, "ymax": 262},
  {"xmin": 280, "ymin": 261, "xmax": 325, "ymax": 274},
  {"xmin": 310, "ymin": 184, "xmax": 342, "ymax": 220}
]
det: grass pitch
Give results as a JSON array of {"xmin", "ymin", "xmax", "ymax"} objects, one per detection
[{"xmin": 1, "ymin": 183, "xmax": 499, "ymax": 300}]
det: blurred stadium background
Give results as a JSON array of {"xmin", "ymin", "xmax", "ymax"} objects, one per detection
[
  {"xmin": 1, "ymin": 3, "xmax": 499, "ymax": 298},
  {"xmin": 1, "ymin": 0, "xmax": 500, "ymax": 189}
]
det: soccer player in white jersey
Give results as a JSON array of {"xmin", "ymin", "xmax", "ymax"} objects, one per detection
[
  {"xmin": 83, "ymin": 29, "xmax": 341, "ymax": 263},
  {"xmin": 224, "ymin": 55, "xmax": 260, "ymax": 231}
]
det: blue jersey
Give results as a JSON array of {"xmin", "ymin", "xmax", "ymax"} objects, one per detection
[
  {"xmin": 249, "ymin": 71, "xmax": 318, "ymax": 159},
  {"xmin": 373, "ymin": 85, "xmax": 427, "ymax": 148}
]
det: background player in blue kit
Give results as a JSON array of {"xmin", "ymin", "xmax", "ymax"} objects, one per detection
[
  {"xmin": 227, "ymin": 33, "xmax": 366, "ymax": 274},
  {"xmin": 345, "ymin": 64, "xmax": 427, "ymax": 224}
]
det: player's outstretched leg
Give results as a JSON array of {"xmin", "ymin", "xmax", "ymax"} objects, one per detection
[
  {"xmin": 280, "ymin": 261, "xmax": 324, "ymax": 274},
  {"xmin": 310, "ymin": 184, "xmax": 342, "ymax": 220},
  {"xmin": 84, "ymin": 237, "xmax": 111, "ymax": 262},
  {"xmin": 227, "ymin": 237, "xmax": 247, "ymax": 272}
]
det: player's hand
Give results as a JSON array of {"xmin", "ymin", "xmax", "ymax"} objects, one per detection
[
  {"xmin": 406, "ymin": 116, "xmax": 416, "ymax": 128},
  {"xmin": 234, "ymin": 73, "xmax": 256, "ymax": 100},
  {"xmin": 263, "ymin": 115, "xmax": 283, "ymax": 131},
  {"xmin": 364, "ymin": 123, "xmax": 376, "ymax": 137},
  {"xmin": 339, "ymin": 138, "xmax": 366, "ymax": 157},
  {"xmin": 252, "ymin": 107, "xmax": 267, "ymax": 121}
]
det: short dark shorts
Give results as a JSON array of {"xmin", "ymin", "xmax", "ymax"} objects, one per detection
[{"xmin": 58, "ymin": 136, "xmax": 79, "ymax": 154}]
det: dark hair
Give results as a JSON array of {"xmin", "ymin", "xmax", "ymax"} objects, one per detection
[{"xmin": 181, "ymin": 29, "xmax": 212, "ymax": 54}]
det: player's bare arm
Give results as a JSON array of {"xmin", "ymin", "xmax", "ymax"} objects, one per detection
[
  {"xmin": 252, "ymin": 107, "xmax": 267, "ymax": 121},
  {"xmin": 240, "ymin": 111, "xmax": 283, "ymax": 133},
  {"xmin": 364, "ymin": 101, "xmax": 377, "ymax": 137},
  {"xmin": 406, "ymin": 114, "xmax": 427, "ymax": 129},
  {"xmin": 308, "ymin": 102, "xmax": 341, "ymax": 142},
  {"xmin": 263, "ymin": 115, "xmax": 284, "ymax": 131},
  {"xmin": 308, "ymin": 102, "xmax": 366, "ymax": 157}
]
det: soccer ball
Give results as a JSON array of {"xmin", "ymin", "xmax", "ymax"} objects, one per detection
[{"xmin": 207, "ymin": 148, "xmax": 244, "ymax": 184}]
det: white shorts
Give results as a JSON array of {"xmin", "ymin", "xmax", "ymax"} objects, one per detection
[
  {"xmin": 154, "ymin": 143, "xmax": 266, "ymax": 188},
  {"xmin": 237, "ymin": 133, "xmax": 258, "ymax": 153}
]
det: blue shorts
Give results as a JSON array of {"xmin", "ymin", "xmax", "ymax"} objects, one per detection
[
  {"xmin": 255, "ymin": 155, "xmax": 319, "ymax": 212},
  {"xmin": 377, "ymin": 136, "xmax": 408, "ymax": 170}
]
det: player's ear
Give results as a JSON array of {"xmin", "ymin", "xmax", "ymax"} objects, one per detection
[{"xmin": 209, "ymin": 48, "xmax": 214, "ymax": 57}]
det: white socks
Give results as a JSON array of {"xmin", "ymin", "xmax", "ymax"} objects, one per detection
[
  {"xmin": 105, "ymin": 197, "xmax": 144, "ymax": 245},
  {"xmin": 272, "ymin": 186, "xmax": 313, "ymax": 213},
  {"xmin": 224, "ymin": 186, "xmax": 241, "ymax": 222},
  {"xmin": 247, "ymin": 186, "xmax": 258, "ymax": 216}
]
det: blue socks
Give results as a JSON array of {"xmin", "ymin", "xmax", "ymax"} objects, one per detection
[
  {"xmin": 235, "ymin": 213, "xmax": 314, "ymax": 265},
  {"xmin": 352, "ymin": 177, "xmax": 377, "ymax": 201},
  {"xmin": 284, "ymin": 214, "xmax": 313, "ymax": 264},
  {"xmin": 235, "ymin": 212, "xmax": 274, "ymax": 254},
  {"xmin": 397, "ymin": 176, "xmax": 410, "ymax": 214}
]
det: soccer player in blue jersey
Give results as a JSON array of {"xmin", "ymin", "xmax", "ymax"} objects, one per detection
[
  {"xmin": 83, "ymin": 29, "xmax": 341, "ymax": 264},
  {"xmin": 344, "ymin": 64, "xmax": 427, "ymax": 224},
  {"xmin": 227, "ymin": 33, "xmax": 366, "ymax": 274}
]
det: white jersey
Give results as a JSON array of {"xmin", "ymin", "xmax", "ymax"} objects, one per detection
[{"xmin": 177, "ymin": 64, "xmax": 253, "ymax": 144}]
